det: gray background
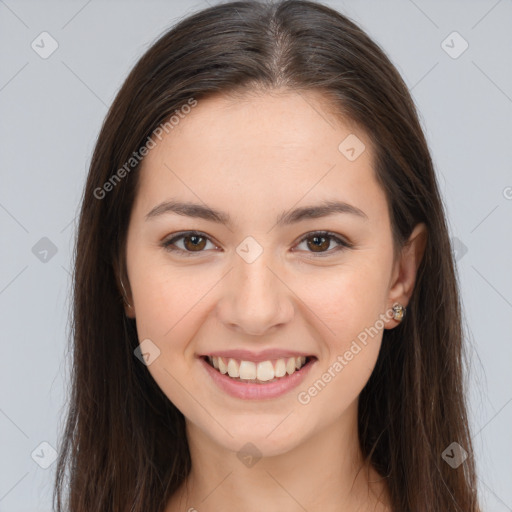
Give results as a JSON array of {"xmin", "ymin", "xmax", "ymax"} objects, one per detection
[{"xmin": 0, "ymin": 0, "xmax": 511, "ymax": 510}]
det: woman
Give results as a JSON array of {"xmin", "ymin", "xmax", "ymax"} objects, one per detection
[{"xmin": 53, "ymin": 1, "xmax": 480, "ymax": 511}]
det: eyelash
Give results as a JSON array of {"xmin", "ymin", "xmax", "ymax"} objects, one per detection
[{"xmin": 161, "ymin": 230, "xmax": 353, "ymax": 257}]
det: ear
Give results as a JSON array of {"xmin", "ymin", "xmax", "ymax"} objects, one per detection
[
  {"xmin": 113, "ymin": 257, "xmax": 136, "ymax": 319},
  {"xmin": 120, "ymin": 277, "xmax": 136, "ymax": 319},
  {"xmin": 385, "ymin": 222, "xmax": 427, "ymax": 329}
]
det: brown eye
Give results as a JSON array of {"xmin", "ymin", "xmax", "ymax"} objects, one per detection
[
  {"xmin": 162, "ymin": 231, "xmax": 216, "ymax": 256},
  {"xmin": 295, "ymin": 231, "xmax": 352, "ymax": 256},
  {"xmin": 306, "ymin": 235, "xmax": 331, "ymax": 252},
  {"xmin": 182, "ymin": 234, "xmax": 207, "ymax": 251}
]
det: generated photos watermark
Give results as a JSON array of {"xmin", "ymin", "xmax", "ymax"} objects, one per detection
[
  {"xmin": 93, "ymin": 97, "xmax": 197, "ymax": 200},
  {"xmin": 297, "ymin": 306, "xmax": 398, "ymax": 405}
]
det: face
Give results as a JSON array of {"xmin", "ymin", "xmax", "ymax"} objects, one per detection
[{"xmin": 124, "ymin": 89, "xmax": 419, "ymax": 456}]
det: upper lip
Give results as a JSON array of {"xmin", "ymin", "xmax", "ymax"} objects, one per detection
[{"xmin": 199, "ymin": 349, "xmax": 315, "ymax": 362}]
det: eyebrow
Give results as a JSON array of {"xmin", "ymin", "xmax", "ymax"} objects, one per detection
[{"xmin": 145, "ymin": 199, "xmax": 368, "ymax": 226}]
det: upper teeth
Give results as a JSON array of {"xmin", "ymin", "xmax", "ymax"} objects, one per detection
[{"xmin": 208, "ymin": 356, "xmax": 307, "ymax": 381}]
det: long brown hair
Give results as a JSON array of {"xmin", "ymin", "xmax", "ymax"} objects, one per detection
[{"xmin": 53, "ymin": 1, "xmax": 480, "ymax": 510}]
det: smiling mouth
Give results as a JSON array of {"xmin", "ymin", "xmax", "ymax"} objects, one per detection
[{"xmin": 202, "ymin": 355, "xmax": 316, "ymax": 384}]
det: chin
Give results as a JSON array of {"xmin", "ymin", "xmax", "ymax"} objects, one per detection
[{"xmin": 194, "ymin": 414, "xmax": 309, "ymax": 459}]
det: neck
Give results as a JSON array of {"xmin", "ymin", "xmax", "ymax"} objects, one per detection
[{"xmin": 166, "ymin": 401, "xmax": 391, "ymax": 512}]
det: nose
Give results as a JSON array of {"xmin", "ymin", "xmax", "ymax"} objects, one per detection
[{"xmin": 215, "ymin": 253, "xmax": 294, "ymax": 336}]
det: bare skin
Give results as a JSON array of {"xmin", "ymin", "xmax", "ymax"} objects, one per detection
[{"xmin": 123, "ymin": 89, "xmax": 427, "ymax": 512}]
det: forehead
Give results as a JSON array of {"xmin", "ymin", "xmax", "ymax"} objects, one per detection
[
  {"xmin": 146, "ymin": 89, "xmax": 366, "ymax": 161},
  {"xmin": 135, "ymin": 90, "xmax": 387, "ymax": 226}
]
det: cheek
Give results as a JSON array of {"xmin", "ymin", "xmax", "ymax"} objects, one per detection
[
  {"xmin": 293, "ymin": 258, "xmax": 390, "ymax": 343},
  {"xmin": 131, "ymin": 268, "xmax": 198, "ymax": 343},
  {"xmin": 128, "ymin": 248, "xmax": 222, "ymax": 361},
  {"xmin": 291, "ymin": 260, "xmax": 390, "ymax": 405},
  {"xmin": 128, "ymin": 260, "xmax": 214, "ymax": 414}
]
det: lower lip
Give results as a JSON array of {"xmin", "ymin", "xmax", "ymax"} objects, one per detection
[{"xmin": 199, "ymin": 356, "xmax": 317, "ymax": 400}]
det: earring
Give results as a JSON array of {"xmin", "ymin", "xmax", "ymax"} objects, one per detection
[
  {"xmin": 120, "ymin": 278, "xmax": 133, "ymax": 309},
  {"xmin": 392, "ymin": 303, "xmax": 406, "ymax": 322}
]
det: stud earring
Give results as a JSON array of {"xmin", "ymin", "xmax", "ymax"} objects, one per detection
[
  {"xmin": 119, "ymin": 278, "xmax": 133, "ymax": 309},
  {"xmin": 392, "ymin": 303, "xmax": 406, "ymax": 322}
]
